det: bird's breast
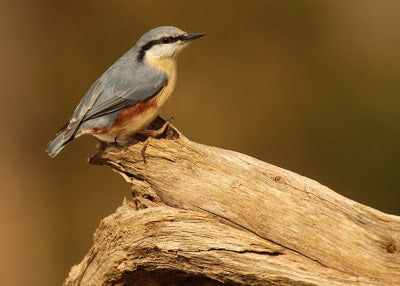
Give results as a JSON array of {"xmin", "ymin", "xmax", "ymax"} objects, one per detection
[{"xmin": 146, "ymin": 56, "xmax": 177, "ymax": 106}]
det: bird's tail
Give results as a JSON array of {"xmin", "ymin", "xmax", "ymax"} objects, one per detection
[{"xmin": 45, "ymin": 132, "xmax": 68, "ymax": 158}]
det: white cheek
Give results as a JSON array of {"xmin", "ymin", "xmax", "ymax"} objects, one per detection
[
  {"xmin": 146, "ymin": 44, "xmax": 171, "ymax": 59},
  {"xmin": 146, "ymin": 43, "xmax": 186, "ymax": 60}
]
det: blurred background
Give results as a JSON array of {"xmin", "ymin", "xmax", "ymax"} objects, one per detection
[{"xmin": 1, "ymin": 0, "xmax": 399, "ymax": 285}]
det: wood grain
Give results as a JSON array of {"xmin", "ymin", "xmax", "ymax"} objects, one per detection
[{"xmin": 64, "ymin": 120, "xmax": 400, "ymax": 286}]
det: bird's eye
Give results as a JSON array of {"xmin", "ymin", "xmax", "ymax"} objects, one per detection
[{"xmin": 162, "ymin": 37, "xmax": 169, "ymax": 44}]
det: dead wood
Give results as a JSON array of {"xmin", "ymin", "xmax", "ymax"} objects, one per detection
[{"xmin": 63, "ymin": 118, "xmax": 400, "ymax": 286}]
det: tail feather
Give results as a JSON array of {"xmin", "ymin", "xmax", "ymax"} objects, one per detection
[{"xmin": 46, "ymin": 132, "xmax": 68, "ymax": 158}]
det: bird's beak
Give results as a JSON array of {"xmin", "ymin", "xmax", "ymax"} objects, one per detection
[{"xmin": 184, "ymin": 33, "xmax": 206, "ymax": 41}]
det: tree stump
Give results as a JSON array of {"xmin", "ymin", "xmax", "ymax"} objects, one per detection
[{"xmin": 63, "ymin": 118, "xmax": 400, "ymax": 286}]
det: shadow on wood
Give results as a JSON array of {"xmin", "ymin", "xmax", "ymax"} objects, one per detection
[{"xmin": 64, "ymin": 117, "xmax": 400, "ymax": 286}]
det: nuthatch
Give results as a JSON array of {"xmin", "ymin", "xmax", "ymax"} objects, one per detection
[{"xmin": 46, "ymin": 26, "xmax": 205, "ymax": 157}]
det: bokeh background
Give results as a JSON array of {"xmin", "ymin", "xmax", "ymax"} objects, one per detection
[{"xmin": 1, "ymin": 1, "xmax": 399, "ymax": 285}]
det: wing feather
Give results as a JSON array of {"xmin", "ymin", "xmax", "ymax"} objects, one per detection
[{"xmin": 62, "ymin": 63, "xmax": 168, "ymax": 141}]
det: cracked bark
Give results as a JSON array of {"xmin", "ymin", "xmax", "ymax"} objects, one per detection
[{"xmin": 63, "ymin": 118, "xmax": 400, "ymax": 286}]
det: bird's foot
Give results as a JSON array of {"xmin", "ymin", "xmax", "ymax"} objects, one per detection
[
  {"xmin": 141, "ymin": 116, "xmax": 174, "ymax": 138},
  {"xmin": 140, "ymin": 117, "xmax": 174, "ymax": 163}
]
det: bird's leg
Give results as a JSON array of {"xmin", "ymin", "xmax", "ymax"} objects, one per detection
[
  {"xmin": 142, "ymin": 116, "xmax": 174, "ymax": 138},
  {"xmin": 141, "ymin": 139, "xmax": 149, "ymax": 164},
  {"xmin": 140, "ymin": 117, "xmax": 174, "ymax": 163}
]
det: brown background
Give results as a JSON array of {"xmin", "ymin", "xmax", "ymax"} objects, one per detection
[{"xmin": 1, "ymin": 1, "xmax": 399, "ymax": 285}]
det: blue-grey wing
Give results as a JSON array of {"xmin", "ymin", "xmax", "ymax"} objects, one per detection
[
  {"xmin": 62, "ymin": 78, "xmax": 104, "ymax": 141},
  {"xmin": 63, "ymin": 63, "xmax": 168, "ymax": 141},
  {"xmin": 84, "ymin": 69, "xmax": 168, "ymax": 120}
]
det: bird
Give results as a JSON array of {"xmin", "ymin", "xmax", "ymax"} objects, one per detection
[{"xmin": 46, "ymin": 26, "xmax": 205, "ymax": 158}]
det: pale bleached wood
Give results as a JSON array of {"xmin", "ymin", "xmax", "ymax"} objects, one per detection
[{"xmin": 64, "ymin": 120, "xmax": 400, "ymax": 286}]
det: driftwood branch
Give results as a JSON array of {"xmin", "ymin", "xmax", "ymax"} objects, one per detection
[{"xmin": 64, "ymin": 118, "xmax": 400, "ymax": 286}]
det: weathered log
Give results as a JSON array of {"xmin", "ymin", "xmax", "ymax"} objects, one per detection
[{"xmin": 64, "ymin": 118, "xmax": 400, "ymax": 286}]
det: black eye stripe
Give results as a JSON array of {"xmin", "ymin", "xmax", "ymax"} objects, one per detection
[
  {"xmin": 160, "ymin": 35, "xmax": 184, "ymax": 44},
  {"xmin": 137, "ymin": 34, "xmax": 187, "ymax": 61}
]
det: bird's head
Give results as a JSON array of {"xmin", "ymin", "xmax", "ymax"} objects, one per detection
[{"xmin": 136, "ymin": 26, "xmax": 205, "ymax": 62}]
